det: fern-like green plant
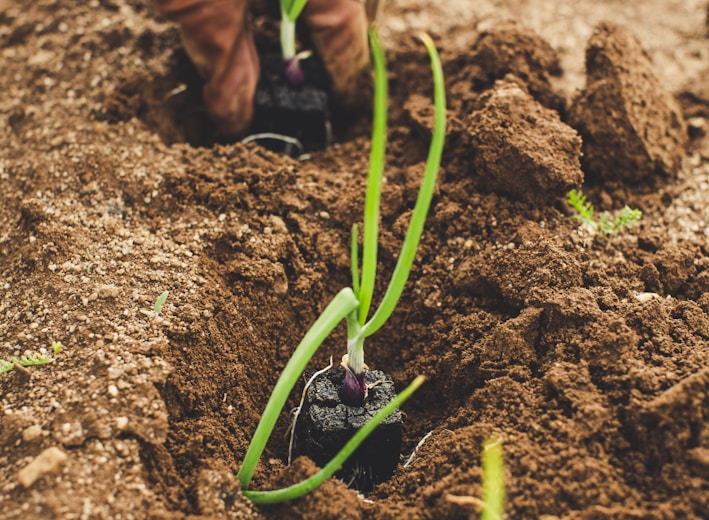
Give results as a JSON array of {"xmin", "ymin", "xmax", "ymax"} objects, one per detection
[
  {"xmin": 567, "ymin": 188, "xmax": 594, "ymax": 226},
  {"xmin": 0, "ymin": 354, "xmax": 53, "ymax": 375},
  {"xmin": 597, "ymin": 205, "xmax": 643, "ymax": 236},
  {"xmin": 567, "ymin": 189, "xmax": 641, "ymax": 238}
]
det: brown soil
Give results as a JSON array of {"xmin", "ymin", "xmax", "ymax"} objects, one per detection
[{"xmin": 2, "ymin": 1, "xmax": 709, "ymax": 519}]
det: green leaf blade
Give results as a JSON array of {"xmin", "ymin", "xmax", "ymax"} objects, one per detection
[
  {"xmin": 154, "ymin": 290, "xmax": 169, "ymax": 313},
  {"xmin": 282, "ymin": 0, "xmax": 308, "ymax": 21},
  {"xmin": 350, "ymin": 223, "xmax": 361, "ymax": 296},
  {"xmin": 358, "ymin": 26, "xmax": 389, "ymax": 325},
  {"xmin": 363, "ymin": 32, "xmax": 446, "ymax": 338},
  {"xmin": 481, "ymin": 437, "xmax": 506, "ymax": 520}
]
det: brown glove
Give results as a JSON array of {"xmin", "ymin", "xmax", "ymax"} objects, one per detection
[
  {"xmin": 302, "ymin": 0, "xmax": 370, "ymax": 112},
  {"xmin": 154, "ymin": 0, "xmax": 259, "ymax": 135},
  {"xmin": 154, "ymin": 0, "xmax": 369, "ymax": 135}
]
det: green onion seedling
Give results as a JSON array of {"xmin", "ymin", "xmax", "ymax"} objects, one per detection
[
  {"xmin": 341, "ymin": 29, "xmax": 446, "ymax": 406},
  {"xmin": 235, "ymin": 28, "xmax": 446, "ymax": 502},
  {"xmin": 280, "ymin": 0, "xmax": 310, "ymax": 86},
  {"xmin": 140, "ymin": 290, "xmax": 169, "ymax": 318}
]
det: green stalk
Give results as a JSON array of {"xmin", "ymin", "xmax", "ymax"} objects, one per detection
[
  {"xmin": 357, "ymin": 26, "xmax": 388, "ymax": 325},
  {"xmin": 279, "ymin": 0, "xmax": 308, "ymax": 60},
  {"xmin": 350, "ymin": 223, "xmax": 360, "ymax": 296},
  {"xmin": 481, "ymin": 437, "xmax": 506, "ymax": 520},
  {"xmin": 280, "ymin": 14, "xmax": 297, "ymax": 60},
  {"xmin": 346, "ymin": 310, "xmax": 365, "ymax": 375},
  {"xmin": 362, "ymin": 33, "xmax": 446, "ymax": 338},
  {"xmin": 237, "ymin": 288, "xmax": 359, "ymax": 489},
  {"xmin": 242, "ymin": 375, "xmax": 426, "ymax": 504}
]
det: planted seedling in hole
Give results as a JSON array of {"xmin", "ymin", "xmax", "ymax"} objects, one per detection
[
  {"xmin": 234, "ymin": 28, "xmax": 446, "ymax": 503},
  {"xmin": 341, "ymin": 29, "xmax": 445, "ymax": 407},
  {"xmin": 292, "ymin": 28, "xmax": 446, "ymax": 490},
  {"xmin": 140, "ymin": 290, "xmax": 169, "ymax": 318},
  {"xmin": 248, "ymin": 0, "xmax": 332, "ymax": 154},
  {"xmin": 568, "ymin": 189, "xmax": 642, "ymax": 238}
]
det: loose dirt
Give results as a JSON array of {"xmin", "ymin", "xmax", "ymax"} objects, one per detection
[{"xmin": 1, "ymin": 1, "xmax": 708, "ymax": 519}]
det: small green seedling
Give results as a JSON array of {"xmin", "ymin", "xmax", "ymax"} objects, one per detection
[
  {"xmin": 280, "ymin": 0, "xmax": 310, "ymax": 85},
  {"xmin": 0, "ymin": 341, "xmax": 63, "ymax": 376},
  {"xmin": 446, "ymin": 437, "xmax": 506, "ymax": 518},
  {"xmin": 0, "ymin": 354, "xmax": 53, "ymax": 375},
  {"xmin": 140, "ymin": 290, "xmax": 169, "ymax": 318},
  {"xmin": 235, "ymin": 28, "xmax": 446, "ymax": 503},
  {"xmin": 85, "ymin": 250, "xmax": 95, "ymax": 274},
  {"xmin": 568, "ymin": 189, "xmax": 642, "ymax": 237},
  {"xmin": 481, "ymin": 437, "xmax": 506, "ymax": 520}
]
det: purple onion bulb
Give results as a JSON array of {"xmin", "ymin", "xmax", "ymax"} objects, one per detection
[
  {"xmin": 284, "ymin": 50, "xmax": 312, "ymax": 88},
  {"xmin": 284, "ymin": 57, "xmax": 304, "ymax": 87},
  {"xmin": 341, "ymin": 365, "xmax": 368, "ymax": 407}
]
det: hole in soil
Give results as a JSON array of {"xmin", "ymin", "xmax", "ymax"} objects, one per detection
[{"xmin": 112, "ymin": 45, "xmax": 342, "ymax": 154}]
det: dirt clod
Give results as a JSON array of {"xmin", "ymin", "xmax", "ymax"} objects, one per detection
[
  {"xmin": 460, "ymin": 20, "xmax": 565, "ymax": 112},
  {"xmin": 468, "ymin": 79, "xmax": 583, "ymax": 203},
  {"xmin": 569, "ymin": 22, "xmax": 688, "ymax": 183}
]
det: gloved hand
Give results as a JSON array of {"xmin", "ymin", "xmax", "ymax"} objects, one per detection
[{"xmin": 154, "ymin": 0, "xmax": 369, "ymax": 136}]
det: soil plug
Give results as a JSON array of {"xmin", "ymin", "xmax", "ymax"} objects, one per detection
[{"xmin": 296, "ymin": 367, "xmax": 402, "ymax": 491}]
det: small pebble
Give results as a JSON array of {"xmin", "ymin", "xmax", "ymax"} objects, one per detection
[
  {"xmin": 115, "ymin": 416, "xmax": 129, "ymax": 430},
  {"xmin": 22, "ymin": 425, "xmax": 45, "ymax": 444},
  {"xmin": 635, "ymin": 292, "xmax": 660, "ymax": 303},
  {"xmin": 17, "ymin": 447, "xmax": 68, "ymax": 488}
]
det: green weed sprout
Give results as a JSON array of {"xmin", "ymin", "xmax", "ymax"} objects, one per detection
[
  {"xmin": 235, "ymin": 28, "xmax": 446, "ymax": 503},
  {"xmin": 0, "ymin": 341, "xmax": 63, "ymax": 376},
  {"xmin": 481, "ymin": 437, "xmax": 506, "ymax": 520},
  {"xmin": 140, "ymin": 290, "xmax": 169, "ymax": 318},
  {"xmin": 0, "ymin": 354, "xmax": 53, "ymax": 375},
  {"xmin": 85, "ymin": 250, "xmax": 95, "ymax": 274},
  {"xmin": 568, "ymin": 189, "xmax": 642, "ymax": 238},
  {"xmin": 280, "ymin": 0, "xmax": 310, "ymax": 86}
]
